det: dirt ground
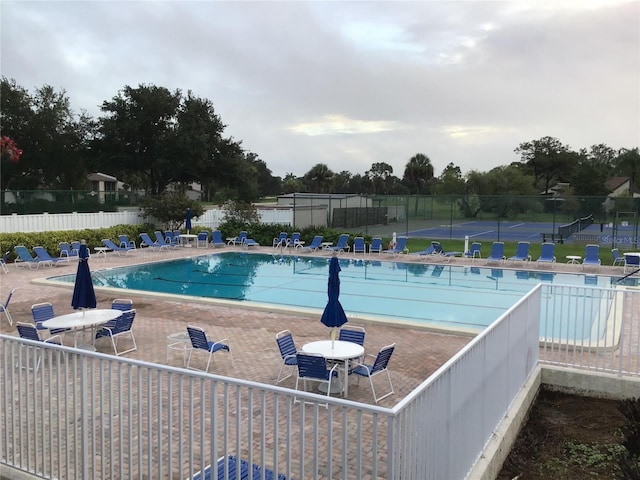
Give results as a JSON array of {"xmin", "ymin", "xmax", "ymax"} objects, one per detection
[{"xmin": 498, "ymin": 389, "xmax": 629, "ymax": 480}]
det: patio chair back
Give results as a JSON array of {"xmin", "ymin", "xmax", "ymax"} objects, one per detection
[
  {"xmin": 112, "ymin": 298, "xmax": 133, "ymax": 311},
  {"xmin": 296, "ymin": 352, "xmax": 336, "ymax": 382},
  {"xmin": 487, "ymin": 242, "xmax": 505, "ymax": 261},
  {"xmin": 275, "ymin": 330, "xmax": 298, "ymax": 383},
  {"xmin": 465, "ymin": 242, "xmax": 482, "ymax": 258},
  {"xmin": 537, "ymin": 243, "xmax": 556, "ymax": 263},
  {"xmin": 16, "ymin": 322, "xmax": 41, "ymax": 342},
  {"xmin": 612, "ymin": 248, "xmax": 625, "ymax": 266},
  {"xmin": 31, "ymin": 302, "xmax": 55, "ymax": 329},
  {"xmin": 211, "ymin": 230, "xmax": 225, "ymax": 247},
  {"xmin": 186, "ymin": 325, "xmax": 233, "ymax": 372},
  {"xmin": 118, "ymin": 235, "xmax": 136, "ymax": 249},
  {"xmin": 290, "ymin": 232, "xmax": 301, "ymax": 247},
  {"xmin": 371, "ymin": 344, "xmax": 395, "ymax": 375},
  {"xmin": 197, "ymin": 231, "xmax": 209, "ymax": 247},
  {"xmin": 338, "ymin": 326, "xmax": 366, "ymax": 346},
  {"xmin": 583, "ymin": 244, "xmax": 600, "ymax": 265}
]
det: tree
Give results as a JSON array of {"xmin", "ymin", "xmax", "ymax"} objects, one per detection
[
  {"xmin": 139, "ymin": 193, "xmax": 205, "ymax": 230},
  {"xmin": 1, "ymin": 77, "xmax": 94, "ymax": 191},
  {"xmin": 303, "ymin": 163, "xmax": 334, "ymax": 193},
  {"xmin": 282, "ymin": 173, "xmax": 302, "ymax": 194},
  {"xmin": 434, "ymin": 162, "xmax": 465, "ymax": 195},
  {"xmin": 403, "ymin": 153, "xmax": 434, "ymax": 214},
  {"xmin": 514, "ymin": 136, "xmax": 572, "ymax": 194},
  {"xmin": 615, "ymin": 147, "xmax": 640, "ymax": 194},
  {"xmin": 366, "ymin": 162, "xmax": 393, "ymax": 194},
  {"xmin": 331, "ymin": 171, "xmax": 352, "ymax": 193}
]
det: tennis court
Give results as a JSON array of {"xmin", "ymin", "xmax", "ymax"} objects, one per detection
[{"xmin": 408, "ymin": 220, "xmax": 567, "ymax": 242}]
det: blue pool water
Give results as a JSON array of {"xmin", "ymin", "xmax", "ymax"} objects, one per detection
[{"xmin": 49, "ymin": 252, "xmax": 621, "ymax": 333}]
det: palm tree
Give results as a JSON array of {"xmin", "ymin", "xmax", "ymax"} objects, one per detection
[
  {"xmin": 403, "ymin": 153, "xmax": 434, "ymax": 214},
  {"xmin": 303, "ymin": 163, "xmax": 334, "ymax": 193}
]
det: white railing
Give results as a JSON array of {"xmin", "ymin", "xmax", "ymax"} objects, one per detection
[
  {"xmin": 539, "ymin": 284, "xmax": 640, "ymax": 376},
  {"xmin": 0, "ymin": 208, "xmax": 294, "ymax": 233},
  {"xmin": 3, "ymin": 284, "xmax": 639, "ymax": 479}
]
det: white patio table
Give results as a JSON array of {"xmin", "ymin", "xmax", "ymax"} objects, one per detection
[{"xmin": 42, "ymin": 309, "xmax": 122, "ymax": 350}]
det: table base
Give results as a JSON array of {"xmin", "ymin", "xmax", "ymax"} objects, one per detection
[{"xmin": 318, "ymin": 377, "xmax": 344, "ymax": 394}]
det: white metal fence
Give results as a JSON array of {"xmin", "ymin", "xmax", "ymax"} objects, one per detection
[
  {"xmin": 0, "ymin": 208, "xmax": 294, "ymax": 233},
  {"xmin": 1, "ymin": 285, "xmax": 638, "ymax": 479}
]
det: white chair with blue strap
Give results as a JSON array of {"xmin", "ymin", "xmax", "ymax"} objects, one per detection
[
  {"xmin": 95, "ymin": 309, "xmax": 137, "ymax": 356},
  {"xmin": 295, "ymin": 352, "xmax": 339, "ymax": 406},
  {"xmin": 275, "ymin": 330, "xmax": 298, "ymax": 384},
  {"xmin": 186, "ymin": 325, "xmax": 233, "ymax": 372},
  {"xmin": 350, "ymin": 343, "xmax": 395, "ymax": 403},
  {"xmin": 1, "ymin": 287, "xmax": 16, "ymax": 326}
]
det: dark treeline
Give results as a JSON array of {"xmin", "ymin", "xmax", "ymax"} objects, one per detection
[{"xmin": 1, "ymin": 77, "xmax": 638, "ymax": 203}]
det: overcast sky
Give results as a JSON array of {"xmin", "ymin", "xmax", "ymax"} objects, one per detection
[{"xmin": 1, "ymin": 1, "xmax": 639, "ymax": 179}]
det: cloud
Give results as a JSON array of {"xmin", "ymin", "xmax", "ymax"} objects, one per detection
[{"xmin": 1, "ymin": 0, "xmax": 638, "ymax": 179}]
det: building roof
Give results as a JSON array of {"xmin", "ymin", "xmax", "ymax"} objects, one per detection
[
  {"xmin": 605, "ymin": 177, "xmax": 630, "ymax": 193},
  {"xmin": 88, "ymin": 172, "xmax": 118, "ymax": 182}
]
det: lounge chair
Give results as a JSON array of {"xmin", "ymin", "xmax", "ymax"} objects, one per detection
[
  {"xmin": 611, "ymin": 248, "xmax": 625, "ymax": 266},
  {"xmin": 139, "ymin": 232, "xmax": 159, "ymax": 250},
  {"xmin": 230, "ymin": 231, "xmax": 259, "ymax": 248},
  {"xmin": 102, "ymin": 239, "xmax": 135, "ymax": 256},
  {"xmin": 290, "ymin": 232, "xmax": 302, "ymax": 249},
  {"xmin": 582, "ymin": 244, "xmax": 601, "ymax": 269},
  {"xmin": 118, "ymin": 235, "xmax": 136, "ymax": 249},
  {"xmin": 299, "ymin": 235, "xmax": 323, "ymax": 253},
  {"xmin": 196, "ymin": 231, "xmax": 210, "ymax": 248},
  {"xmin": 186, "ymin": 325, "xmax": 233, "ymax": 372},
  {"xmin": 164, "ymin": 230, "xmax": 179, "ymax": 247},
  {"xmin": 1, "ymin": 287, "xmax": 15, "ymax": 325},
  {"xmin": 486, "ymin": 242, "xmax": 505, "ymax": 263},
  {"xmin": 624, "ymin": 252, "xmax": 640, "ymax": 274},
  {"xmin": 536, "ymin": 243, "xmax": 556, "ymax": 266},
  {"xmin": 508, "ymin": 242, "xmax": 531, "ymax": 262},
  {"xmin": 349, "ymin": 343, "xmax": 395, "ymax": 403},
  {"xmin": 191, "ymin": 455, "xmax": 289, "ymax": 480},
  {"xmin": 352, "ymin": 237, "xmax": 366, "ymax": 256},
  {"xmin": 14, "ymin": 245, "xmax": 50, "ymax": 269},
  {"xmin": 464, "ymin": 242, "xmax": 482, "ymax": 259},
  {"xmin": 273, "ymin": 232, "xmax": 288, "ymax": 248},
  {"xmin": 155, "ymin": 231, "xmax": 177, "ymax": 249},
  {"xmin": 411, "ymin": 242, "xmax": 437, "ymax": 257},
  {"xmin": 275, "ymin": 329, "xmax": 298, "ymax": 384},
  {"xmin": 59, "ymin": 242, "xmax": 79, "ymax": 260},
  {"xmin": 33, "ymin": 246, "xmax": 69, "ymax": 266},
  {"xmin": 210, "ymin": 230, "xmax": 225, "ymax": 248},
  {"xmin": 382, "ymin": 236, "xmax": 408, "ymax": 256},
  {"xmin": 369, "ymin": 237, "xmax": 383, "ymax": 255},
  {"xmin": 95, "ymin": 309, "xmax": 137, "ymax": 356},
  {"xmin": 328, "ymin": 234, "xmax": 350, "ymax": 254}
]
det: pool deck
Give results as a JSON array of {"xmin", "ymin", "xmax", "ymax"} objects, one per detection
[{"xmin": 0, "ymin": 245, "xmax": 634, "ymax": 407}]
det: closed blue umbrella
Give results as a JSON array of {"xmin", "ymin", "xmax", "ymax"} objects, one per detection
[
  {"xmin": 185, "ymin": 208, "xmax": 192, "ymax": 234},
  {"xmin": 320, "ymin": 255, "xmax": 348, "ymax": 346},
  {"xmin": 71, "ymin": 242, "xmax": 96, "ymax": 310}
]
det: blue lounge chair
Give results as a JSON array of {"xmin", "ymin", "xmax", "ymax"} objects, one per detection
[
  {"xmin": 196, "ymin": 231, "xmax": 210, "ymax": 248},
  {"xmin": 582, "ymin": 244, "xmax": 601, "ymax": 269},
  {"xmin": 210, "ymin": 230, "xmax": 225, "ymax": 248},
  {"xmin": 59, "ymin": 242, "xmax": 78, "ymax": 260},
  {"xmin": 300, "ymin": 235, "xmax": 323, "ymax": 253},
  {"xmin": 155, "ymin": 231, "xmax": 177, "ymax": 249},
  {"xmin": 191, "ymin": 455, "xmax": 289, "ymax": 480},
  {"xmin": 33, "ymin": 246, "xmax": 69, "ymax": 266},
  {"xmin": 369, "ymin": 237, "xmax": 383, "ymax": 255},
  {"xmin": 508, "ymin": 242, "xmax": 531, "ymax": 262},
  {"xmin": 464, "ymin": 242, "xmax": 482, "ymax": 259},
  {"xmin": 536, "ymin": 243, "xmax": 556, "ymax": 266},
  {"xmin": 230, "ymin": 231, "xmax": 259, "ymax": 248},
  {"xmin": 273, "ymin": 232, "xmax": 288, "ymax": 248},
  {"xmin": 486, "ymin": 242, "xmax": 505, "ymax": 263},
  {"xmin": 186, "ymin": 325, "xmax": 233, "ymax": 372},
  {"xmin": 102, "ymin": 239, "xmax": 135, "ymax": 256},
  {"xmin": 382, "ymin": 236, "xmax": 408, "ymax": 255},
  {"xmin": 328, "ymin": 234, "xmax": 350, "ymax": 254},
  {"xmin": 290, "ymin": 232, "xmax": 302, "ymax": 249},
  {"xmin": 275, "ymin": 329, "xmax": 297, "ymax": 384},
  {"xmin": 139, "ymin": 232, "xmax": 159, "ymax": 250},
  {"xmin": 611, "ymin": 248, "xmax": 625, "ymax": 266},
  {"xmin": 14, "ymin": 245, "xmax": 49, "ymax": 269},
  {"xmin": 118, "ymin": 235, "xmax": 136, "ymax": 249},
  {"xmin": 352, "ymin": 237, "xmax": 366, "ymax": 256},
  {"xmin": 411, "ymin": 242, "xmax": 438, "ymax": 257},
  {"xmin": 350, "ymin": 343, "xmax": 395, "ymax": 403},
  {"xmin": 624, "ymin": 252, "xmax": 639, "ymax": 274}
]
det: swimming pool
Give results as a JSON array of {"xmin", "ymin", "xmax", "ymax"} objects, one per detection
[{"xmin": 47, "ymin": 252, "xmax": 622, "ymax": 335}]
